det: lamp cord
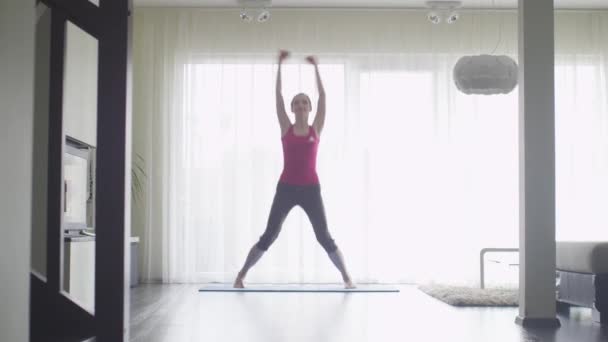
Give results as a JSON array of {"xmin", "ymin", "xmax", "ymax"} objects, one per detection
[{"xmin": 490, "ymin": 0, "xmax": 503, "ymax": 55}]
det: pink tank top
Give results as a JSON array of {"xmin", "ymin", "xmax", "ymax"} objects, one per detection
[{"xmin": 279, "ymin": 125, "xmax": 320, "ymax": 185}]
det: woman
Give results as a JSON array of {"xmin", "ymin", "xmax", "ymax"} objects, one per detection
[{"xmin": 233, "ymin": 50, "xmax": 355, "ymax": 289}]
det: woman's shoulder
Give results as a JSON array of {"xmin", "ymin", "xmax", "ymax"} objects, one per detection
[
  {"xmin": 281, "ymin": 124, "xmax": 293, "ymax": 138},
  {"xmin": 311, "ymin": 124, "xmax": 321, "ymax": 138}
]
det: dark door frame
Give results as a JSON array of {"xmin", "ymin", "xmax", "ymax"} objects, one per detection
[{"xmin": 32, "ymin": 0, "xmax": 132, "ymax": 341}]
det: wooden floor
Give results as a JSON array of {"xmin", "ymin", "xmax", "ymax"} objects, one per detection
[{"xmin": 129, "ymin": 284, "xmax": 608, "ymax": 342}]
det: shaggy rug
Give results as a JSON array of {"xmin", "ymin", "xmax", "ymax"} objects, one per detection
[{"xmin": 418, "ymin": 284, "xmax": 518, "ymax": 307}]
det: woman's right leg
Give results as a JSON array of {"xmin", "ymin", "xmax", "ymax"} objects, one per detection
[
  {"xmin": 234, "ymin": 183, "xmax": 294, "ymax": 288},
  {"xmin": 233, "ymin": 245, "xmax": 265, "ymax": 288}
]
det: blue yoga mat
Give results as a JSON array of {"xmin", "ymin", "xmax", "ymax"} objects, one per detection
[{"xmin": 198, "ymin": 284, "xmax": 400, "ymax": 293}]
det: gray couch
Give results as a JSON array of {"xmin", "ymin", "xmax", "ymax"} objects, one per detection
[{"xmin": 556, "ymin": 241, "xmax": 608, "ymax": 324}]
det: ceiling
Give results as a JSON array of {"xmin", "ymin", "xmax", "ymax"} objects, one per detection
[{"xmin": 133, "ymin": 0, "xmax": 608, "ymax": 9}]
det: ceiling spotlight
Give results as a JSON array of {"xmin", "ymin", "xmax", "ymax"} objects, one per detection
[
  {"xmin": 446, "ymin": 11, "xmax": 459, "ymax": 24},
  {"xmin": 427, "ymin": 11, "xmax": 441, "ymax": 24},
  {"xmin": 240, "ymin": 10, "xmax": 252, "ymax": 22},
  {"xmin": 425, "ymin": 1, "xmax": 461, "ymax": 25},
  {"xmin": 238, "ymin": 0, "xmax": 272, "ymax": 23},
  {"xmin": 257, "ymin": 9, "xmax": 270, "ymax": 23}
]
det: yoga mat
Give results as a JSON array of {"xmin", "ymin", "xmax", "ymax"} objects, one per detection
[{"xmin": 199, "ymin": 284, "xmax": 400, "ymax": 293}]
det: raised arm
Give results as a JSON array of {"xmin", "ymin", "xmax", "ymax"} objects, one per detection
[
  {"xmin": 276, "ymin": 50, "xmax": 291, "ymax": 136},
  {"xmin": 307, "ymin": 56, "xmax": 326, "ymax": 136}
]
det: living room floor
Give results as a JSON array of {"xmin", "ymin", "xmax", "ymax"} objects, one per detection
[{"xmin": 129, "ymin": 284, "xmax": 608, "ymax": 342}]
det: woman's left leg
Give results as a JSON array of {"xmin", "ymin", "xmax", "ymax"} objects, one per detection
[{"xmin": 300, "ymin": 185, "xmax": 355, "ymax": 288}]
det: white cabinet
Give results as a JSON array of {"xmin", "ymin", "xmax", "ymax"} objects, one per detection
[
  {"xmin": 62, "ymin": 21, "xmax": 98, "ymax": 146},
  {"xmin": 63, "ymin": 236, "xmax": 140, "ymax": 313},
  {"xmin": 63, "ymin": 239, "xmax": 95, "ymax": 313}
]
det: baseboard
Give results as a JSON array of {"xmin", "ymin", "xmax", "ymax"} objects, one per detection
[{"xmin": 515, "ymin": 315, "xmax": 561, "ymax": 328}]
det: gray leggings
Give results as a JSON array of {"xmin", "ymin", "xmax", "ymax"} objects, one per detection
[{"xmin": 256, "ymin": 182, "xmax": 338, "ymax": 253}]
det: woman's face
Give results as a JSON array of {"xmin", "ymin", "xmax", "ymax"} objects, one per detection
[{"xmin": 291, "ymin": 93, "xmax": 312, "ymax": 116}]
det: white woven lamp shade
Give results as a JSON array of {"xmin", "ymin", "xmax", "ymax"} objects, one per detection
[{"xmin": 453, "ymin": 55, "xmax": 518, "ymax": 95}]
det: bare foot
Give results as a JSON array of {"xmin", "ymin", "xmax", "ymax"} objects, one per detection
[
  {"xmin": 233, "ymin": 273, "xmax": 245, "ymax": 288},
  {"xmin": 344, "ymin": 279, "xmax": 356, "ymax": 289}
]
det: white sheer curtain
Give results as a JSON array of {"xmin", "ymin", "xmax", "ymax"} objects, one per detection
[
  {"xmin": 132, "ymin": 9, "xmax": 608, "ymax": 285},
  {"xmin": 555, "ymin": 57, "xmax": 608, "ymax": 241}
]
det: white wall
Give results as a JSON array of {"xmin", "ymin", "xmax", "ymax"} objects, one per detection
[{"xmin": 0, "ymin": 1, "xmax": 35, "ymax": 341}]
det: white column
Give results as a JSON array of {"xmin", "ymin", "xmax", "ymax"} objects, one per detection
[{"xmin": 516, "ymin": 0, "xmax": 560, "ymax": 328}]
